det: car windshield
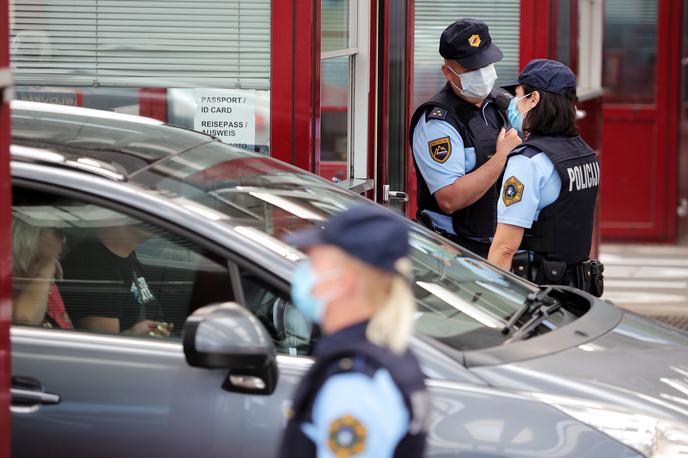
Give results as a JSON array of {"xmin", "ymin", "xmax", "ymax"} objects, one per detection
[{"xmin": 130, "ymin": 142, "xmax": 539, "ymax": 350}]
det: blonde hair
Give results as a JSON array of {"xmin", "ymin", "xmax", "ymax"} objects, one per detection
[
  {"xmin": 364, "ymin": 257, "xmax": 416, "ymax": 354},
  {"xmin": 12, "ymin": 217, "xmax": 42, "ymax": 277}
]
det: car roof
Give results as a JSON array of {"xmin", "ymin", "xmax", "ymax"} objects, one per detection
[{"xmin": 10, "ymin": 100, "xmax": 220, "ymax": 180}]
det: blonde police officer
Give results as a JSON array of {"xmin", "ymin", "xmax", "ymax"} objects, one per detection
[{"xmin": 277, "ymin": 206, "xmax": 429, "ymax": 458}]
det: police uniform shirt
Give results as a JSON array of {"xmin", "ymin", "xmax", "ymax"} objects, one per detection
[
  {"xmin": 301, "ymin": 367, "xmax": 409, "ymax": 457},
  {"xmin": 411, "ymin": 98, "xmax": 502, "ymax": 235},
  {"xmin": 298, "ymin": 322, "xmax": 415, "ymax": 457},
  {"xmin": 497, "ymin": 151, "xmax": 562, "ymax": 228}
]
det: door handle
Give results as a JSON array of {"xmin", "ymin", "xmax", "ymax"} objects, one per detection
[
  {"xmin": 11, "ymin": 388, "xmax": 60, "ymax": 405},
  {"xmin": 11, "ymin": 376, "xmax": 61, "ymax": 413},
  {"xmin": 383, "ymin": 185, "xmax": 409, "ymax": 203}
]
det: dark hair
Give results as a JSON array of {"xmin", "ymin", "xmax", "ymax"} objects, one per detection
[{"xmin": 522, "ymin": 84, "xmax": 578, "ymax": 137}]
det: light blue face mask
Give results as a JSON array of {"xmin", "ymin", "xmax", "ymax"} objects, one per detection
[
  {"xmin": 507, "ymin": 93, "xmax": 533, "ymax": 134},
  {"xmin": 290, "ymin": 261, "xmax": 341, "ymax": 324}
]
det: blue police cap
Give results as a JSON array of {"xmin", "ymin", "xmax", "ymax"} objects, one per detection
[
  {"xmin": 439, "ymin": 18, "xmax": 503, "ymax": 70},
  {"xmin": 502, "ymin": 59, "xmax": 577, "ymax": 96},
  {"xmin": 286, "ymin": 206, "xmax": 409, "ymax": 273}
]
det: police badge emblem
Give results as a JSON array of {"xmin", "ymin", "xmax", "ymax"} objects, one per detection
[
  {"xmin": 328, "ymin": 414, "xmax": 367, "ymax": 457},
  {"xmin": 428, "ymin": 137, "xmax": 451, "ymax": 163},
  {"xmin": 502, "ymin": 176, "xmax": 524, "ymax": 206},
  {"xmin": 468, "ymin": 34, "xmax": 481, "ymax": 47}
]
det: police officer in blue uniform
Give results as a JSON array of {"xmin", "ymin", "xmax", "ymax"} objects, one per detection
[
  {"xmin": 488, "ymin": 59, "xmax": 604, "ymax": 296},
  {"xmin": 410, "ymin": 18, "xmax": 522, "ymax": 258},
  {"xmin": 278, "ymin": 206, "xmax": 428, "ymax": 458}
]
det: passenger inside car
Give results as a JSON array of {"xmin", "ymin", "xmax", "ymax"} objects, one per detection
[
  {"xmin": 60, "ymin": 223, "xmax": 172, "ymax": 337},
  {"xmin": 11, "ymin": 207, "xmax": 73, "ymax": 329}
]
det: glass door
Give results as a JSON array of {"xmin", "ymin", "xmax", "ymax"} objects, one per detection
[
  {"xmin": 600, "ymin": 0, "xmax": 665, "ymax": 240},
  {"xmin": 319, "ymin": 0, "xmax": 371, "ymax": 189}
]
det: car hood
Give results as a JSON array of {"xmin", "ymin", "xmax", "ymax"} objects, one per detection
[{"xmin": 471, "ymin": 310, "xmax": 688, "ymax": 422}]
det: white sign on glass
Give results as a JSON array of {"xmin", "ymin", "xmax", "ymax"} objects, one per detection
[{"xmin": 194, "ymin": 88, "xmax": 256, "ymax": 147}]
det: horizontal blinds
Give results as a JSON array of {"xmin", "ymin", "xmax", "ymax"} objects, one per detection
[
  {"xmin": 604, "ymin": 0, "xmax": 657, "ymax": 49},
  {"xmin": 321, "ymin": 0, "xmax": 350, "ymax": 53},
  {"xmin": 10, "ymin": 0, "xmax": 270, "ymax": 89},
  {"xmin": 413, "ymin": 1, "xmax": 520, "ymax": 108}
]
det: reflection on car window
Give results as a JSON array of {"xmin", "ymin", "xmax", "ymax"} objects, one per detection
[
  {"xmin": 407, "ymin": 229, "xmax": 535, "ymax": 350},
  {"xmin": 132, "ymin": 141, "xmax": 357, "ymax": 239},
  {"xmin": 11, "ymin": 187, "xmax": 233, "ymax": 339},
  {"xmin": 130, "ymin": 141, "xmax": 546, "ymax": 351},
  {"xmin": 239, "ymin": 268, "xmax": 316, "ymax": 356}
]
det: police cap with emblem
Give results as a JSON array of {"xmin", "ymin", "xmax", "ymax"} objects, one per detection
[
  {"xmin": 502, "ymin": 59, "xmax": 577, "ymax": 97},
  {"xmin": 439, "ymin": 18, "xmax": 503, "ymax": 70},
  {"xmin": 286, "ymin": 206, "xmax": 409, "ymax": 274}
]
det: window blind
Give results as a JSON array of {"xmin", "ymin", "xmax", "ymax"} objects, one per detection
[
  {"xmin": 10, "ymin": 0, "xmax": 271, "ymax": 89},
  {"xmin": 413, "ymin": 0, "xmax": 520, "ymax": 108}
]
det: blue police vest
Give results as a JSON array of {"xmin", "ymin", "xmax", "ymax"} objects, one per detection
[
  {"xmin": 278, "ymin": 326, "xmax": 428, "ymax": 458},
  {"xmin": 510, "ymin": 135, "xmax": 600, "ymax": 265},
  {"xmin": 409, "ymin": 84, "xmax": 508, "ymax": 240}
]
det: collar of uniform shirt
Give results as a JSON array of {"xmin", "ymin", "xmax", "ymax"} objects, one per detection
[{"xmin": 314, "ymin": 320, "xmax": 369, "ymax": 358}]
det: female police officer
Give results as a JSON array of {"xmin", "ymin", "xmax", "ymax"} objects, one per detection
[
  {"xmin": 278, "ymin": 206, "xmax": 428, "ymax": 458},
  {"xmin": 487, "ymin": 59, "xmax": 604, "ymax": 296}
]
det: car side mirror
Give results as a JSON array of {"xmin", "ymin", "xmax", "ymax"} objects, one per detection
[{"xmin": 183, "ymin": 302, "xmax": 278, "ymax": 395}]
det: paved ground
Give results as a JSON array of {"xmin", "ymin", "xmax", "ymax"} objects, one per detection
[{"xmin": 601, "ymin": 243, "xmax": 688, "ymax": 330}]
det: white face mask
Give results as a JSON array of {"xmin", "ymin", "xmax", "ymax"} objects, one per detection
[{"xmin": 448, "ymin": 63, "xmax": 498, "ymax": 101}]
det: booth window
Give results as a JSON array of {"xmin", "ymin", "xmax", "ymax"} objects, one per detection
[
  {"xmin": 9, "ymin": 0, "xmax": 271, "ymax": 153},
  {"xmin": 413, "ymin": 0, "xmax": 521, "ymax": 109},
  {"xmin": 602, "ymin": 0, "xmax": 658, "ymax": 104},
  {"xmin": 319, "ymin": 0, "xmax": 370, "ymax": 183},
  {"xmin": 578, "ymin": 0, "xmax": 604, "ymax": 98}
]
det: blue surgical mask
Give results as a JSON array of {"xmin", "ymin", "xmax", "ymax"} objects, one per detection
[
  {"xmin": 507, "ymin": 93, "xmax": 533, "ymax": 134},
  {"xmin": 290, "ymin": 261, "xmax": 341, "ymax": 324}
]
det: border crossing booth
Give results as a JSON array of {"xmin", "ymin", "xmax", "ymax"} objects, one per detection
[
  {"xmin": 7, "ymin": 0, "xmax": 605, "ymax": 219},
  {"xmin": 0, "ymin": 3, "xmax": 622, "ymax": 442}
]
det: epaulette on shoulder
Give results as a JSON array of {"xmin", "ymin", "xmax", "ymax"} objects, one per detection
[
  {"xmin": 426, "ymin": 106, "xmax": 448, "ymax": 121},
  {"xmin": 509, "ymin": 144, "xmax": 540, "ymax": 158}
]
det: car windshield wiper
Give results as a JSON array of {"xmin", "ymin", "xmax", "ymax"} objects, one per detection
[{"xmin": 501, "ymin": 287, "xmax": 562, "ymax": 341}]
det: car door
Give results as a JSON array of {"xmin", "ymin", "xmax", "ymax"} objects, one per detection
[{"xmin": 9, "ymin": 185, "xmax": 311, "ymax": 458}]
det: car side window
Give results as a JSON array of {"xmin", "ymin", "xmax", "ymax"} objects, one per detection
[
  {"xmin": 11, "ymin": 187, "xmax": 234, "ymax": 339},
  {"xmin": 239, "ymin": 268, "xmax": 317, "ymax": 356}
]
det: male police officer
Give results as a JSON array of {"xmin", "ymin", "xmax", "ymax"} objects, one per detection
[
  {"xmin": 410, "ymin": 18, "xmax": 522, "ymax": 257},
  {"xmin": 278, "ymin": 206, "xmax": 428, "ymax": 457}
]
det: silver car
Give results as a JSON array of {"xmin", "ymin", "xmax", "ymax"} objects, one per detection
[{"xmin": 9, "ymin": 101, "xmax": 688, "ymax": 458}]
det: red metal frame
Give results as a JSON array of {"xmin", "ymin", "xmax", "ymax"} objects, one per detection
[
  {"xmin": 366, "ymin": 0, "xmax": 378, "ymax": 198},
  {"xmin": 569, "ymin": 0, "xmax": 579, "ymax": 74},
  {"xmin": 270, "ymin": 0, "xmax": 320, "ymax": 174},
  {"xmin": 0, "ymin": 0, "xmax": 12, "ymax": 453},
  {"xmin": 375, "ymin": 0, "xmax": 390, "ymax": 203},
  {"xmin": 139, "ymin": 88, "xmax": 168, "ymax": 122},
  {"xmin": 519, "ymin": 0, "xmax": 555, "ymax": 66},
  {"xmin": 404, "ymin": 0, "xmax": 417, "ymax": 218},
  {"xmin": 660, "ymin": 0, "xmax": 683, "ymax": 242},
  {"xmin": 678, "ymin": 0, "xmax": 688, "ymax": 241}
]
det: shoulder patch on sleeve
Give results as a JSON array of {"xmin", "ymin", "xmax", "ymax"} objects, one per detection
[
  {"xmin": 428, "ymin": 137, "xmax": 452, "ymax": 163},
  {"xmin": 502, "ymin": 176, "xmax": 524, "ymax": 206},
  {"xmin": 328, "ymin": 414, "xmax": 367, "ymax": 457},
  {"xmin": 427, "ymin": 106, "xmax": 448, "ymax": 120}
]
